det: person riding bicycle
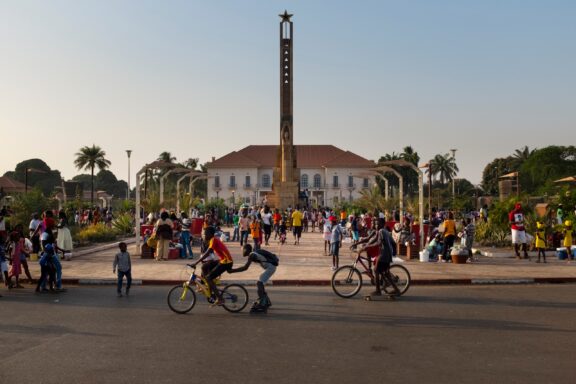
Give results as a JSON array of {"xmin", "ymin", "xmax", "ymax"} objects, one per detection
[
  {"xmin": 191, "ymin": 226, "xmax": 233, "ymax": 305},
  {"xmin": 371, "ymin": 218, "xmax": 398, "ymax": 296},
  {"xmin": 230, "ymin": 244, "xmax": 278, "ymax": 313}
]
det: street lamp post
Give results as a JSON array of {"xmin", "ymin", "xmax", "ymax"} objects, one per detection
[
  {"xmin": 450, "ymin": 149, "xmax": 457, "ymax": 201},
  {"xmin": 126, "ymin": 150, "xmax": 132, "ymax": 200},
  {"xmin": 232, "ymin": 190, "xmax": 235, "ymax": 208}
]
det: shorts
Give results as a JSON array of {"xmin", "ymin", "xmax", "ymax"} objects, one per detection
[
  {"xmin": 206, "ymin": 262, "xmax": 233, "ymax": 280},
  {"xmin": 259, "ymin": 264, "xmax": 277, "ymax": 284},
  {"xmin": 511, "ymin": 229, "xmax": 526, "ymax": 244},
  {"xmin": 0, "ymin": 261, "xmax": 7, "ymax": 273},
  {"xmin": 323, "ymin": 233, "xmax": 331, "ymax": 242},
  {"xmin": 263, "ymin": 224, "xmax": 272, "ymax": 235},
  {"xmin": 293, "ymin": 226, "xmax": 302, "ymax": 237},
  {"xmin": 331, "ymin": 242, "xmax": 340, "ymax": 257},
  {"xmin": 352, "ymin": 231, "xmax": 359, "ymax": 241}
]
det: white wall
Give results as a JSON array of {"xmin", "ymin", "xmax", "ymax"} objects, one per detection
[{"xmin": 208, "ymin": 166, "xmax": 375, "ymax": 207}]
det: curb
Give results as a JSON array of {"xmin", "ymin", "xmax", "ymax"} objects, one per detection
[
  {"xmin": 57, "ymin": 278, "xmax": 576, "ymax": 286},
  {"xmin": 73, "ymin": 238, "xmax": 136, "ymax": 258}
]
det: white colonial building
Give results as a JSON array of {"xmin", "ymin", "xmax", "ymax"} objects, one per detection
[{"xmin": 206, "ymin": 145, "xmax": 376, "ymax": 208}]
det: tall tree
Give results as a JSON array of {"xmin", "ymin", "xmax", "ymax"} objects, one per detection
[
  {"xmin": 158, "ymin": 151, "xmax": 177, "ymax": 164},
  {"xmin": 511, "ymin": 146, "xmax": 534, "ymax": 170},
  {"xmin": 74, "ymin": 145, "xmax": 111, "ymax": 205},
  {"xmin": 400, "ymin": 146, "xmax": 420, "ymax": 165},
  {"xmin": 481, "ymin": 157, "xmax": 514, "ymax": 195},
  {"xmin": 6, "ymin": 159, "xmax": 62, "ymax": 196},
  {"xmin": 181, "ymin": 157, "xmax": 199, "ymax": 170},
  {"xmin": 430, "ymin": 153, "xmax": 459, "ymax": 186}
]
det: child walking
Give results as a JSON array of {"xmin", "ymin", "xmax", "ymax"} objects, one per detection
[
  {"xmin": 113, "ymin": 242, "xmax": 132, "ymax": 297},
  {"xmin": 535, "ymin": 221, "xmax": 547, "ymax": 263},
  {"xmin": 330, "ymin": 217, "xmax": 345, "ymax": 270}
]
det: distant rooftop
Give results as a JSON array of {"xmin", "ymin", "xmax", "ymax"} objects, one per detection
[{"xmin": 206, "ymin": 145, "xmax": 375, "ymax": 169}]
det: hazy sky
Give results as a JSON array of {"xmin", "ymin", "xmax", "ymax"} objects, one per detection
[{"xmin": 1, "ymin": 0, "xmax": 575, "ymax": 186}]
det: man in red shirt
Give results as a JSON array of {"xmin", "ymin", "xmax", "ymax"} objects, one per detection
[
  {"xmin": 192, "ymin": 226, "xmax": 233, "ymax": 304},
  {"xmin": 509, "ymin": 203, "xmax": 529, "ymax": 259}
]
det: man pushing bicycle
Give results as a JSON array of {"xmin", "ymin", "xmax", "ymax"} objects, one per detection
[
  {"xmin": 191, "ymin": 226, "xmax": 233, "ymax": 305},
  {"xmin": 230, "ymin": 244, "xmax": 278, "ymax": 313}
]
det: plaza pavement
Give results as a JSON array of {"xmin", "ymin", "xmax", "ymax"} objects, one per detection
[{"xmin": 19, "ymin": 230, "xmax": 576, "ymax": 287}]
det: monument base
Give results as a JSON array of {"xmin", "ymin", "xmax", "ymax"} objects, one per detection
[{"xmin": 268, "ymin": 181, "xmax": 299, "ymax": 210}]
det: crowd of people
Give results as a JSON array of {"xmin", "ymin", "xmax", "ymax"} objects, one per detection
[{"xmin": 0, "ymin": 209, "xmax": 73, "ymax": 297}]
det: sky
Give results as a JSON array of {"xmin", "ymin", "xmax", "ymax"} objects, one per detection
[{"xmin": 1, "ymin": 0, "xmax": 575, "ymax": 186}]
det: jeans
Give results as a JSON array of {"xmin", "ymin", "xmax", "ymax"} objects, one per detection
[
  {"xmin": 232, "ymin": 226, "xmax": 239, "ymax": 242},
  {"xmin": 117, "ymin": 269, "xmax": 132, "ymax": 293},
  {"xmin": 180, "ymin": 231, "xmax": 193, "ymax": 258},
  {"xmin": 240, "ymin": 230, "xmax": 249, "ymax": 245}
]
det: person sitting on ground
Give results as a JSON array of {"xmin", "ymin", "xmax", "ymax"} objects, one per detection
[
  {"xmin": 230, "ymin": 244, "xmax": 278, "ymax": 312},
  {"xmin": 427, "ymin": 234, "xmax": 443, "ymax": 261},
  {"xmin": 191, "ymin": 226, "xmax": 233, "ymax": 305}
]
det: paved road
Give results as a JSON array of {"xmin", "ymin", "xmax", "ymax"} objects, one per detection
[{"xmin": 1, "ymin": 284, "xmax": 574, "ymax": 383}]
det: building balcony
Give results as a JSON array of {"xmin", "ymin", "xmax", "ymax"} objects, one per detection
[
  {"xmin": 346, "ymin": 183, "xmax": 356, "ymax": 190},
  {"xmin": 331, "ymin": 183, "xmax": 341, "ymax": 189},
  {"xmin": 243, "ymin": 183, "xmax": 253, "ymax": 190},
  {"xmin": 212, "ymin": 184, "xmax": 222, "ymax": 191},
  {"xmin": 228, "ymin": 183, "xmax": 237, "ymax": 190}
]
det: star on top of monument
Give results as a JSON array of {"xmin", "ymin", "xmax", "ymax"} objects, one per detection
[{"xmin": 279, "ymin": 10, "xmax": 293, "ymax": 22}]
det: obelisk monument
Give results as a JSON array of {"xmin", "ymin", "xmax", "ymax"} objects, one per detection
[{"xmin": 270, "ymin": 10, "xmax": 299, "ymax": 209}]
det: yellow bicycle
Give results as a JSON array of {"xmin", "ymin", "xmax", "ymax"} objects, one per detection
[{"xmin": 167, "ymin": 264, "xmax": 249, "ymax": 314}]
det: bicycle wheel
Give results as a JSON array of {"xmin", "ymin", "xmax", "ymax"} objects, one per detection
[
  {"xmin": 383, "ymin": 264, "xmax": 411, "ymax": 296},
  {"xmin": 167, "ymin": 284, "xmax": 197, "ymax": 314},
  {"xmin": 220, "ymin": 284, "xmax": 249, "ymax": 313},
  {"xmin": 331, "ymin": 266, "xmax": 363, "ymax": 298}
]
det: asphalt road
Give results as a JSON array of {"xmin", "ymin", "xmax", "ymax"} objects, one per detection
[{"xmin": 1, "ymin": 284, "xmax": 575, "ymax": 384}]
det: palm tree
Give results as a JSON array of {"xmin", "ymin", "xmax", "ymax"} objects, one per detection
[
  {"xmin": 157, "ymin": 151, "xmax": 177, "ymax": 164},
  {"xmin": 74, "ymin": 145, "xmax": 111, "ymax": 205},
  {"xmin": 511, "ymin": 146, "xmax": 533, "ymax": 170},
  {"xmin": 400, "ymin": 146, "xmax": 420, "ymax": 165},
  {"xmin": 430, "ymin": 153, "xmax": 458, "ymax": 186}
]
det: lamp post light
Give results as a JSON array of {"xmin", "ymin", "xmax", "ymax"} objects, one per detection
[
  {"xmin": 232, "ymin": 190, "xmax": 235, "ymax": 208},
  {"xmin": 450, "ymin": 148, "xmax": 457, "ymax": 201},
  {"xmin": 126, "ymin": 150, "xmax": 132, "ymax": 200}
]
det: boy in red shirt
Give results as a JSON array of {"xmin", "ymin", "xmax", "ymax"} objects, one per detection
[{"xmin": 192, "ymin": 227, "xmax": 233, "ymax": 305}]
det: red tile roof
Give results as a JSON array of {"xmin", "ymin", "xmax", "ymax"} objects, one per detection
[
  {"xmin": 0, "ymin": 176, "xmax": 26, "ymax": 193},
  {"xmin": 207, "ymin": 145, "xmax": 375, "ymax": 169}
]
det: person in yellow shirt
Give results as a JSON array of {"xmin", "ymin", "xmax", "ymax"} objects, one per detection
[
  {"xmin": 291, "ymin": 206, "xmax": 304, "ymax": 245},
  {"xmin": 535, "ymin": 221, "xmax": 547, "ymax": 263},
  {"xmin": 441, "ymin": 212, "xmax": 457, "ymax": 262}
]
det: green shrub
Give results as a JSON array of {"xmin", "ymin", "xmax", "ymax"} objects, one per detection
[
  {"xmin": 112, "ymin": 213, "xmax": 134, "ymax": 235},
  {"xmin": 76, "ymin": 223, "xmax": 118, "ymax": 244}
]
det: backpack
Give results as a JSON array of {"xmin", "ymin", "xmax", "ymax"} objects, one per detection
[{"xmin": 253, "ymin": 249, "xmax": 279, "ymax": 266}]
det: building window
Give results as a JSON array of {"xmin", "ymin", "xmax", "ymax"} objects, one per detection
[
  {"xmin": 332, "ymin": 175, "xmax": 339, "ymax": 188},
  {"xmin": 363, "ymin": 178, "xmax": 369, "ymax": 188},
  {"xmin": 348, "ymin": 175, "xmax": 354, "ymax": 188},
  {"xmin": 214, "ymin": 176, "xmax": 220, "ymax": 188},
  {"xmin": 313, "ymin": 174, "xmax": 322, "ymax": 188},
  {"xmin": 262, "ymin": 174, "xmax": 271, "ymax": 188},
  {"xmin": 229, "ymin": 175, "xmax": 236, "ymax": 188},
  {"xmin": 245, "ymin": 175, "xmax": 251, "ymax": 188},
  {"xmin": 301, "ymin": 174, "xmax": 309, "ymax": 189}
]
